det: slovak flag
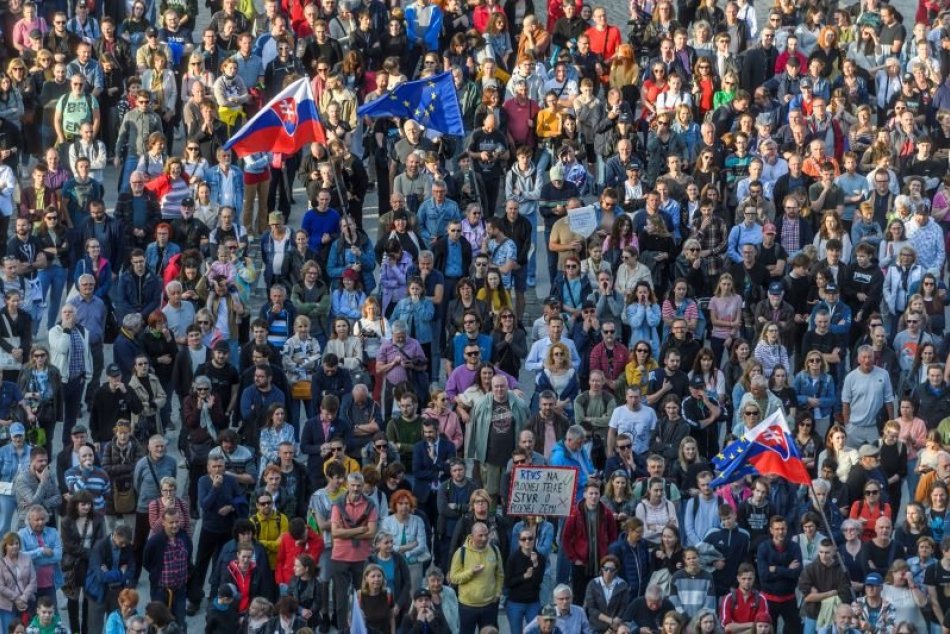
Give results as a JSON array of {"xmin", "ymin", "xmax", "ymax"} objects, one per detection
[
  {"xmin": 710, "ymin": 410, "xmax": 812, "ymax": 488},
  {"xmin": 223, "ymin": 77, "xmax": 326, "ymax": 157}
]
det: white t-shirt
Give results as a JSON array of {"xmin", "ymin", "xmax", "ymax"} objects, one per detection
[{"xmin": 608, "ymin": 404, "xmax": 658, "ymax": 454}]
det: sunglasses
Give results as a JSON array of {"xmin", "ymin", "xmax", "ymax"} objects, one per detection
[
  {"xmin": 865, "ymin": 490, "xmax": 880, "ymax": 495},
  {"xmin": 616, "ymin": 444, "xmax": 632, "ymax": 450}
]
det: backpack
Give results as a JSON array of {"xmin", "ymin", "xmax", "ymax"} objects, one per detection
[
  {"xmin": 690, "ymin": 494, "xmax": 726, "ymax": 521},
  {"xmin": 724, "ymin": 589, "xmax": 762, "ymax": 622},
  {"xmin": 57, "ymin": 92, "xmax": 94, "ymax": 139}
]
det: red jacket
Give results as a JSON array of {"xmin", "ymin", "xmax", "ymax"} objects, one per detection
[
  {"xmin": 563, "ymin": 500, "xmax": 618, "ymax": 565},
  {"xmin": 275, "ymin": 528, "xmax": 325, "ymax": 585}
]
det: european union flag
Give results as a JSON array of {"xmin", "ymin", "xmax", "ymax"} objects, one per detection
[{"xmin": 357, "ymin": 71, "xmax": 465, "ymax": 136}]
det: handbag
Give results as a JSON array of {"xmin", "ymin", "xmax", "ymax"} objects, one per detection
[
  {"xmin": 291, "ymin": 380, "xmax": 312, "ymax": 400},
  {"xmin": 113, "ymin": 479, "xmax": 136, "ymax": 514}
]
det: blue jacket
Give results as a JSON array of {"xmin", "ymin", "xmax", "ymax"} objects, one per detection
[
  {"xmin": 551, "ymin": 273, "xmax": 592, "ymax": 313},
  {"xmin": 85, "ymin": 532, "xmax": 136, "ymax": 603},
  {"xmin": 793, "ymin": 370, "xmax": 837, "ymax": 415},
  {"xmin": 404, "ymin": 2, "xmax": 442, "ymax": 51},
  {"xmin": 239, "ymin": 385, "xmax": 287, "ymax": 428},
  {"xmin": 330, "ymin": 289, "xmax": 366, "ymax": 322},
  {"xmin": 510, "ymin": 519, "xmax": 555, "ymax": 558},
  {"xmin": 18, "ymin": 525, "xmax": 63, "ymax": 587},
  {"xmin": 550, "ymin": 440, "xmax": 594, "ymax": 499},
  {"xmin": 532, "ymin": 370, "xmax": 579, "ymax": 419},
  {"xmin": 0, "ymin": 442, "xmax": 30, "ymax": 483},
  {"xmin": 417, "ymin": 197, "xmax": 460, "ymax": 245},
  {"xmin": 411, "ymin": 436, "xmax": 456, "ymax": 504},
  {"xmin": 204, "ymin": 164, "xmax": 245, "ymax": 210},
  {"xmin": 808, "ymin": 300, "xmax": 852, "ymax": 340},
  {"xmin": 755, "ymin": 537, "xmax": 802, "ymax": 597},
  {"xmin": 72, "ymin": 257, "xmax": 112, "ymax": 299},
  {"xmin": 391, "ymin": 297, "xmax": 436, "ymax": 344},
  {"xmin": 327, "ymin": 234, "xmax": 377, "ymax": 292},
  {"xmin": 197, "ymin": 473, "xmax": 248, "ymax": 534},
  {"xmin": 144, "ymin": 241, "xmax": 181, "ymax": 277},
  {"xmin": 115, "ymin": 271, "xmax": 162, "ymax": 321},
  {"xmin": 113, "ymin": 332, "xmax": 142, "ymax": 382},
  {"xmin": 608, "ymin": 536, "xmax": 650, "ymax": 597}
]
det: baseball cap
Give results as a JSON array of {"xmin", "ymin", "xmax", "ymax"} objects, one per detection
[
  {"xmin": 825, "ymin": 283, "xmax": 839, "ymax": 293},
  {"xmin": 768, "ymin": 281, "xmax": 784, "ymax": 295},
  {"xmin": 72, "ymin": 424, "xmax": 88, "ymax": 435},
  {"xmin": 858, "ymin": 444, "xmax": 880, "ymax": 458},
  {"xmin": 865, "ymin": 572, "xmax": 884, "ymax": 586},
  {"xmin": 106, "ymin": 363, "xmax": 122, "ymax": 377},
  {"xmin": 689, "ymin": 374, "xmax": 706, "ymax": 389},
  {"xmin": 181, "ymin": 197, "xmax": 195, "ymax": 207},
  {"xmin": 145, "ymin": 26, "xmax": 158, "ymax": 37},
  {"xmin": 9, "ymin": 423, "xmax": 24, "ymax": 436},
  {"xmin": 213, "ymin": 340, "xmax": 230, "ymax": 353},
  {"xmin": 763, "ymin": 223, "xmax": 777, "ymax": 234},
  {"xmin": 800, "ymin": 78, "xmax": 812, "ymax": 89},
  {"xmin": 540, "ymin": 605, "xmax": 557, "ymax": 620},
  {"xmin": 342, "ymin": 268, "xmax": 359, "ymax": 281},
  {"xmin": 626, "ymin": 159, "xmax": 642, "ymax": 171},
  {"xmin": 413, "ymin": 589, "xmax": 432, "ymax": 600},
  {"xmin": 549, "ymin": 164, "xmax": 565, "ymax": 181}
]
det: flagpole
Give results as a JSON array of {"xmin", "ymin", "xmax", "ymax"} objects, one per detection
[{"xmin": 807, "ymin": 482, "xmax": 849, "ymax": 574}]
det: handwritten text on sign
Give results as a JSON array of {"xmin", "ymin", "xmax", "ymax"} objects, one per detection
[{"xmin": 507, "ymin": 466, "xmax": 578, "ymax": 517}]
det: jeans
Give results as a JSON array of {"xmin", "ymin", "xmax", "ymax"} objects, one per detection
[
  {"xmin": 119, "ymin": 155, "xmax": 140, "ymax": 194},
  {"xmin": 84, "ymin": 342, "xmax": 104, "ymax": 408},
  {"xmin": 505, "ymin": 600, "xmax": 540, "ymax": 634},
  {"xmin": 804, "ymin": 616, "xmax": 818, "ymax": 634},
  {"xmin": 62, "ymin": 376, "xmax": 84, "ymax": 443},
  {"xmin": 151, "ymin": 583, "xmax": 187, "ymax": 628},
  {"xmin": 0, "ymin": 494, "xmax": 15, "ymax": 536},
  {"xmin": 525, "ymin": 211, "xmax": 538, "ymax": 283},
  {"xmin": 39, "ymin": 264, "xmax": 67, "ymax": 332},
  {"xmin": 544, "ymin": 224, "xmax": 557, "ymax": 283},
  {"xmin": 0, "ymin": 609, "xmax": 16, "ymax": 634}
]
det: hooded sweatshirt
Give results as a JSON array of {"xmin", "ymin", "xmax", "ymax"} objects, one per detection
[{"xmin": 448, "ymin": 535, "xmax": 504, "ymax": 608}]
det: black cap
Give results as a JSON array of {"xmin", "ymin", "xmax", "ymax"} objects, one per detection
[
  {"xmin": 413, "ymin": 589, "xmax": 432, "ymax": 600},
  {"xmin": 181, "ymin": 196, "xmax": 195, "ymax": 207},
  {"xmin": 72, "ymin": 424, "xmax": 88, "ymax": 435},
  {"xmin": 581, "ymin": 300, "xmax": 596, "ymax": 311},
  {"xmin": 689, "ymin": 374, "xmax": 706, "ymax": 389},
  {"xmin": 392, "ymin": 210, "xmax": 408, "ymax": 221},
  {"xmin": 106, "ymin": 363, "xmax": 121, "ymax": 377},
  {"xmin": 213, "ymin": 340, "xmax": 230, "ymax": 352},
  {"xmin": 825, "ymin": 283, "xmax": 839, "ymax": 293},
  {"xmin": 145, "ymin": 26, "xmax": 158, "ymax": 36}
]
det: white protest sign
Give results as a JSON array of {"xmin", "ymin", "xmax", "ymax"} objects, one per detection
[
  {"xmin": 567, "ymin": 205, "xmax": 598, "ymax": 238},
  {"xmin": 506, "ymin": 466, "xmax": 578, "ymax": 517}
]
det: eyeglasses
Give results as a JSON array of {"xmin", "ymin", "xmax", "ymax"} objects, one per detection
[
  {"xmin": 865, "ymin": 490, "xmax": 880, "ymax": 495},
  {"xmin": 501, "ymin": 314, "xmax": 514, "ymax": 320},
  {"xmin": 743, "ymin": 411, "xmax": 760, "ymax": 416},
  {"xmin": 602, "ymin": 565, "xmax": 617, "ymax": 572},
  {"xmin": 808, "ymin": 358, "xmax": 821, "ymax": 364},
  {"xmin": 552, "ymin": 352, "xmax": 565, "ymax": 357},
  {"xmin": 520, "ymin": 536, "xmax": 535, "ymax": 542}
]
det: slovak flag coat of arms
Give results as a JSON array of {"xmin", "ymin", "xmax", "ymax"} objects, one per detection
[
  {"xmin": 224, "ymin": 77, "xmax": 326, "ymax": 157},
  {"xmin": 710, "ymin": 410, "xmax": 812, "ymax": 488}
]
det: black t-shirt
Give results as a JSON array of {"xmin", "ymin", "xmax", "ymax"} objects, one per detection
[
  {"xmin": 925, "ymin": 560, "xmax": 950, "ymax": 617},
  {"xmin": 758, "ymin": 242, "xmax": 790, "ymax": 283},
  {"xmin": 485, "ymin": 398, "xmax": 515, "ymax": 466},
  {"xmin": 879, "ymin": 23, "xmax": 907, "ymax": 49},
  {"xmin": 468, "ymin": 129, "xmax": 508, "ymax": 180},
  {"xmin": 197, "ymin": 361, "xmax": 240, "ymax": 410},
  {"xmin": 623, "ymin": 597, "xmax": 676, "ymax": 632}
]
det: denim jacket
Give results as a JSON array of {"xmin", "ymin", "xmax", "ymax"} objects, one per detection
[
  {"xmin": 18, "ymin": 525, "xmax": 64, "ymax": 586},
  {"xmin": 0, "ymin": 442, "xmax": 29, "ymax": 483}
]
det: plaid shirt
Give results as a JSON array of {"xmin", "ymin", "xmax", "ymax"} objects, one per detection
[
  {"xmin": 160, "ymin": 534, "xmax": 189, "ymax": 589},
  {"xmin": 690, "ymin": 215, "xmax": 727, "ymax": 278},
  {"xmin": 779, "ymin": 218, "xmax": 802, "ymax": 255},
  {"xmin": 67, "ymin": 329, "xmax": 86, "ymax": 380}
]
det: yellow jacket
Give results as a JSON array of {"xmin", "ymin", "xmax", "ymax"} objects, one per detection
[
  {"xmin": 448, "ymin": 536, "xmax": 504, "ymax": 607},
  {"xmin": 251, "ymin": 511, "xmax": 289, "ymax": 569}
]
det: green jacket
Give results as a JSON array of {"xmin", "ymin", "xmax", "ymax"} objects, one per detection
[{"xmin": 465, "ymin": 392, "xmax": 529, "ymax": 464}]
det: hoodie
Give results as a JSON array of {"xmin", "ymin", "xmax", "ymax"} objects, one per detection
[
  {"xmin": 205, "ymin": 596, "xmax": 241, "ymax": 634},
  {"xmin": 448, "ymin": 535, "xmax": 504, "ymax": 608},
  {"xmin": 504, "ymin": 163, "xmax": 542, "ymax": 219},
  {"xmin": 26, "ymin": 615, "xmax": 67, "ymax": 634}
]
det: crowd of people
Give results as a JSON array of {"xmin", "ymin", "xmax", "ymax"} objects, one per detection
[{"xmin": 1, "ymin": 0, "xmax": 950, "ymax": 632}]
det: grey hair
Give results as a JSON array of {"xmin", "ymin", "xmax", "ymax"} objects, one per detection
[
  {"xmin": 418, "ymin": 250, "xmax": 434, "ymax": 262},
  {"xmin": 126, "ymin": 616, "xmax": 147, "ymax": 631},
  {"xmin": 347, "ymin": 471, "xmax": 365, "ymax": 486},
  {"xmin": 644, "ymin": 584, "xmax": 662, "ymax": 599},
  {"xmin": 193, "ymin": 375, "xmax": 211, "ymax": 389},
  {"xmin": 122, "ymin": 313, "xmax": 143, "ymax": 330},
  {"xmin": 374, "ymin": 530, "xmax": 393, "ymax": 548},
  {"xmin": 352, "ymin": 383, "xmax": 370, "ymax": 396},
  {"xmin": 425, "ymin": 566, "xmax": 445, "ymax": 581},
  {"xmin": 553, "ymin": 583, "xmax": 573, "ymax": 598},
  {"xmin": 811, "ymin": 478, "xmax": 830, "ymax": 494},
  {"xmin": 78, "ymin": 274, "xmax": 96, "ymax": 286},
  {"xmin": 856, "ymin": 345, "xmax": 874, "ymax": 357},
  {"xmin": 750, "ymin": 376, "xmax": 769, "ymax": 389},
  {"xmin": 391, "ymin": 320, "xmax": 407, "ymax": 333},
  {"xmin": 27, "ymin": 504, "xmax": 49, "ymax": 521},
  {"xmin": 165, "ymin": 280, "xmax": 183, "ymax": 294},
  {"xmin": 841, "ymin": 518, "xmax": 862, "ymax": 533},
  {"xmin": 159, "ymin": 476, "xmax": 176, "ymax": 488},
  {"xmin": 565, "ymin": 425, "xmax": 586, "ymax": 442},
  {"xmin": 270, "ymin": 284, "xmax": 287, "ymax": 297}
]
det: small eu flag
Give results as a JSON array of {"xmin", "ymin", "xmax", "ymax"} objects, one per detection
[{"xmin": 357, "ymin": 71, "xmax": 465, "ymax": 136}]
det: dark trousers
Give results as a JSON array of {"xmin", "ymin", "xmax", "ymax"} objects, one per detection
[
  {"xmin": 458, "ymin": 601, "xmax": 499, "ymax": 634},
  {"xmin": 330, "ymin": 559, "xmax": 366, "ymax": 634},
  {"xmin": 84, "ymin": 342, "xmax": 104, "ymax": 408},
  {"xmin": 67, "ymin": 593, "xmax": 89, "ymax": 634},
  {"xmin": 570, "ymin": 564, "xmax": 592, "ymax": 606},
  {"xmin": 187, "ymin": 528, "xmax": 228, "ymax": 603},
  {"xmin": 133, "ymin": 511, "xmax": 150, "ymax": 581},
  {"xmin": 767, "ymin": 597, "xmax": 802, "ymax": 632},
  {"xmin": 62, "ymin": 376, "xmax": 85, "ymax": 443},
  {"xmin": 151, "ymin": 583, "xmax": 187, "ymax": 629}
]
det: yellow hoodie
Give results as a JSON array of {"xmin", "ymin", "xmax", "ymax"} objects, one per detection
[{"xmin": 448, "ymin": 535, "xmax": 504, "ymax": 608}]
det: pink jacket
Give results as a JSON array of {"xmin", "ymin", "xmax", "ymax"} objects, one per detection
[{"xmin": 422, "ymin": 407, "xmax": 463, "ymax": 449}]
